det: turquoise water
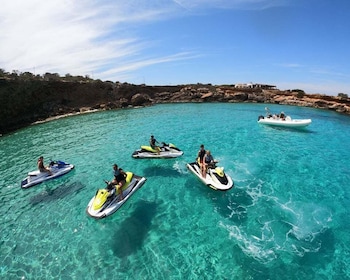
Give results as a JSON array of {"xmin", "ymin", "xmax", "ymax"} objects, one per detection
[{"xmin": 1, "ymin": 103, "xmax": 350, "ymax": 279}]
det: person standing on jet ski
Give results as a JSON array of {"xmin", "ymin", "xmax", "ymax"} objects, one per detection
[
  {"xmin": 150, "ymin": 135, "xmax": 160, "ymax": 154},
  {"xmin": 197, "ymin": 144, "xmax": 206, "ymax": 177},
  {"xmin": 111, "ymin": 164, "xmax": 127, "ymax": 200}
]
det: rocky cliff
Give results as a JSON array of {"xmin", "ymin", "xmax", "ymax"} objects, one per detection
[{"xmin": 1, "ymin": 80, "xmax": 349, "ymax": 135}]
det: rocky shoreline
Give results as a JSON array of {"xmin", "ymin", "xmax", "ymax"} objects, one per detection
[{"xmin": 1, "ymin": 80, "xmax": 349, "ymax": 135}]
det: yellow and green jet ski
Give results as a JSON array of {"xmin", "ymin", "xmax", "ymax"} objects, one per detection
[
  {"xmin": 132, "ymin": 142, "xmax": 183, "ymax": 159},
  {"xmin": 86, "ymin": 172, "xmax": 147, "ymax": 219}
]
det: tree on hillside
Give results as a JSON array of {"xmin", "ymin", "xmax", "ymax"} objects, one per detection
[
  {"xmin": 43, "ymin": 72, "xmax": 60, "ymax": 81},
  {"xmin": 338, "ymin": 93, "xmax": 348, "ymax": 99},
  {"xmin": 0, "ymin": 68, "xmax": 7, "ymax": 77},
  {"xmin": 20, "ymin": 72, "xmax": 35, "ymax": 81},
  {"xmin": 293, "ymin": 89, "xmax": 305, "ymax": 98}
]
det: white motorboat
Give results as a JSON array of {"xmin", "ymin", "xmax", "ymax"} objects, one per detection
[
  {"xmin": 186, "ymin": 161, "xmax": 234, "ymax": 191},
  {"xmin": 258, "ymin": 109, "xmax": 311, "ymax": 128},
  {"xmin": 86, "ymin": 172, "xmax": 147, "ymax": 219},
  {"xmin": 21, "ymin": 160, "xmax": 74, "ymax": 189},
  {"xmin": 258, "ymin": 115, "xmax": 312, "ymax": 128}
]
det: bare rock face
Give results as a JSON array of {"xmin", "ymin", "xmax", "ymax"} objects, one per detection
[
  {"xmin": 201, "ymin": 92, "xmax": 213, "ymax": 99},
  {"xmin": 232, "ymin": 92, "xmax": 248, "ymax": 101},
  {"xmin": 119, "ymin": 98, "xmax": 129, "ymax": 108},
  {"xmin": 130, "ymin": 93, "xmax": 151, "ymax": 106}
]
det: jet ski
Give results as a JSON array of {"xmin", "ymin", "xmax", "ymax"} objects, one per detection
[
  {"xmin": 186, "ymin": 161, "xmax": 234, "ymax": 191},
  {"xmin": 132, "ymin": 142, "xmax": 184, "ymax": 159},
  {"xmin": 21, "ymin": 160, "xmax": 75, "ymax": 189},
  {"xmin": 86, "ymin": 172, "xmax": 147, "ymax": 219}
]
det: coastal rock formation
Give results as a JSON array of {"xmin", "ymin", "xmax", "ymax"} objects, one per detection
[
  {"xmin": 0, "ymin": 79, "xmax": 349, "ymax": 135},
  {"xmin": 131, "ymin": 93, "xmax": 152, "ymax": 106}
]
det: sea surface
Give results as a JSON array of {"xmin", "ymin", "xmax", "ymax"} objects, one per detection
[{"xmin": 1, "ymin": 103, "xmax": 350, "ymax": 280}]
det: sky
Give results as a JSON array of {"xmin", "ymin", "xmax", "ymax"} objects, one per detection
[{"xmin": 1, "ymin": 0, "xmax": 349, "ymax": 95}]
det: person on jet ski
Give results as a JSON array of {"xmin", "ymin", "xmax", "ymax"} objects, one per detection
[
  {"xmin": 204, "ymin": 150, "xmax": 215, "ymax": 169},
  {"xmin": 111, "ymin": 164, "xmax": 127, "ymax": 200},
  {"xmin": 37, "ymin": 156, "xmax": 52, "ymax": 175},
  {"xmin": 106, "ymin": 182, "xmax": 116, "ymax": 197},
  {"xmin": 150, "ymin": 135, "xmax": 160, "ymax": 154},
  {"xmin": 197, "ymin": 144, "xmax": 206, "ymax": 177}
]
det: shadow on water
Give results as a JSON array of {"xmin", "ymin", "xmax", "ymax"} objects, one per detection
[
  {"xmin": 142, "ymin": 165, "xmax": 181, "ymax": 178},
  {"xmin": 29, "ymin": 181, "xmax": 85, "ymax": 205},
  {"xmin": 112, "ymin": 200, "xmax": 157, "ymax": 258}
]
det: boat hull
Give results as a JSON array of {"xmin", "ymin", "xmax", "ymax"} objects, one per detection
[{"xmin": 258, "ymin": 118, "xmax": 312, "ymax": 128}]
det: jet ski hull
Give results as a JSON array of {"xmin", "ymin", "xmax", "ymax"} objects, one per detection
[
  {"xmin": 186, "ymin": 162, "xmax": 234, "ymax": 191},
  {"xmin": 21, "ymin": 161, "xmax": 74, "ymax": 189},
  {"xmin": 86, "ymin": 173, "xmax": 147, "ymax": 219},
  {"xmin": 132, "ymin": 143, "xmax": 183, "ymax": 159}
]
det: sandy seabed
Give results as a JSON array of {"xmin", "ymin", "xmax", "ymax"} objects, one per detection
[{"xmin": 32, "ymin": 108, "xmax": 101, "ymax": 125}]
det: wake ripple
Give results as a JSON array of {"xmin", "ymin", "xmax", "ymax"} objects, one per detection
[{"xmin": 220, "ymin": 182, "xmax": 333, "ymax": 264}]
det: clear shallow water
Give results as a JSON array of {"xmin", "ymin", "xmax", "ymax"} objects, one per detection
[{"xmin": 1, "ymin": 103, "xmax": 350, "ymax": 279}]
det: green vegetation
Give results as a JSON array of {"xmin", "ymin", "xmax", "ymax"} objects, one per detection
[
  {"xmin": 0, "ymin": 69, "xmax": 119, "ymax": 134},
  {"xmin": 292, "ymin": 89, "xmax": 305, "ymax": 98},
  {"xmin": 0, "ymin": 68, "xmax": 95, "ymax": 83},
  {"xmin": 338, "ymin": 93, "xmax": 348, "ymax": 99}
]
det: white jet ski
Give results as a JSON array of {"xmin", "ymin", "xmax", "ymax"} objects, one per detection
[
  {"xmin": 186, "ymin": 161, "xmax": 234, "ymax": 191},
  {"xmin": 21, "ymin": 160, "xmax": 75, "ymax": 189},
  {"xmin": 86, "ymin": 172, "xmax": 147, "ymax": 219},
  {"xmin": 132, "ymin": 142, "xmax": 183, "ymax": 159}
]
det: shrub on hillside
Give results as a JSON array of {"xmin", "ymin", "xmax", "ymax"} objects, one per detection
[
  {"xmin": 338, "ymin": 93, "xmax": 348, "ymax": 99},
  {"xmin": 293, "ymin": 89, "xmax": 305, "ymax": 98}
]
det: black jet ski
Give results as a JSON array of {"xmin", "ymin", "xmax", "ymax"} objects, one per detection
[
  {"xmin": 132, "ymin": 142, "xmax": 183, "ymax": 159},
  {"xmin": 21, "ymin": 160, "xmax": 75, "ymax": 189},
  {"xmin": 186, "ymin": 161, "xmax": 234, "ymax": 191},
  {"xmin": 86, "ymin": 172, "xmax": 147, "ymax": 219}
]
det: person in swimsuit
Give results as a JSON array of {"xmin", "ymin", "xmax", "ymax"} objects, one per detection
[
  {"xmin": 197, "ymin": 144, "xmax": 206, "ymax": 177},
  {"xmin": 111, "ymin": 164, "xmax": 127, "ymax": 200},
  {"xmin": 150, "ymin": 135, "xmax": 160, "ymax": 154},
  {"xmin": 37, "ymin": 156, "xmax": 52, "ymax": 175},
  {"xmin": 204, "ymin": 150, "xmax": 215, "ymax": 172}
]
